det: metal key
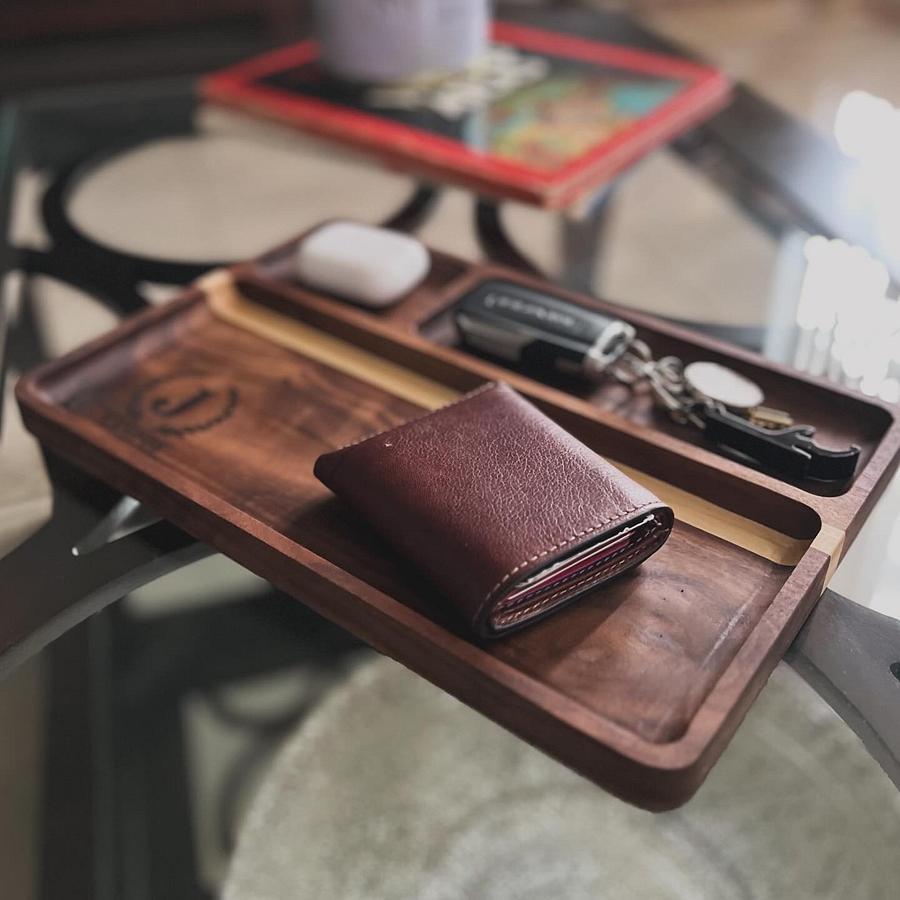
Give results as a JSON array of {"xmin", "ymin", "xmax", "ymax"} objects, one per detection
[
  {"xmin": 747, "ymin": 405, "xmax": 795, "ymax": 429},
  {"xmin": 606, "ymin": 344, "xmax": 705, "ymax": 427}
]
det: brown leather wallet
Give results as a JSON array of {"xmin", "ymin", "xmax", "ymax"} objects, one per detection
[{"xmin": 314, "ymin": 382, "xmax": 673, "ymax": 637}]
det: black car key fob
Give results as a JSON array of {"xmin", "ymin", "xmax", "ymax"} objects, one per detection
[{"xmin": 454, "ymin": 280, "xmax": 635, "ymax": 379}]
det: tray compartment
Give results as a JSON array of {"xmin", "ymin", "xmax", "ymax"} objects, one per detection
[
  {"xmin": 241, "ymin": 255, "xmax": 894, "ymax": 499},
  {"xmin": 417, "ymin": 284, "xmax": 892, "ymax": 497}
]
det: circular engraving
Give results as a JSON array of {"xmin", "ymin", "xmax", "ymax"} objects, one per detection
[{"xmin": 128, "ymin": 372, "xmax": 239, "ymax": 436}]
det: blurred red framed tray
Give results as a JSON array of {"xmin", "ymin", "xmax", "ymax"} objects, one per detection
[{"xmin": 201, "ymin": 21, "xmax": 731, "ymax": 208}]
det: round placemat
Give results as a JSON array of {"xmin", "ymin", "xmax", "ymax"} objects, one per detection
[
  {"xmin": 65, "ymin": 133, "xmax": 415, "ymax": 263},
  {"xmin": 225, "ymin": 657, "xmax": 900, "ymax": 900}
]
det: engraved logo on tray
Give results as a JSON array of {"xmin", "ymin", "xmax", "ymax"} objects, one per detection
[{"xmin": 127, "ymin": 372, "xmax": 239, "ymax": 437}]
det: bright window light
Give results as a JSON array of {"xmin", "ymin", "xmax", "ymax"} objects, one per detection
[
  {"xmin": 833, "ymin": 90, "xmax": 900, "ymax": 256},
  {"xmin": 834, "ymin": 90, "xmax": 900, "ymax": 163},
  {"xmin": 795, "ymin": 236, "xmax": 899, "ymax": 397}
]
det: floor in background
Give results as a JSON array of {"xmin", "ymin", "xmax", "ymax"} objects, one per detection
[{"xmin": 226, "ymin": 656, "xmax": 900, "ymax": 900}]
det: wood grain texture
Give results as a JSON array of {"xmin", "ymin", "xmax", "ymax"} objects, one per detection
[
  {"xmin": 207, "ymin": 272, "xmax": 808, "ymax": 567},
  {"xmin": 14, "ymin": 241, "xmax": 900, "ymax": 809}
]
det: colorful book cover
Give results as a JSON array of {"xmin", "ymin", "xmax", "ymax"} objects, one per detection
[{"xmin": 201, "ymin": 21, "xmax": 731, "ymax": 208}]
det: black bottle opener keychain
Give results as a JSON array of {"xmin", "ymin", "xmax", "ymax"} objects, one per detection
[{"xmin": 454, "ymin": 280, "xmax": 860, "ymax": 484}]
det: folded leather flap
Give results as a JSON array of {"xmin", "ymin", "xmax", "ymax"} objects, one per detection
[{"xmin": 315, "ymin": 382, "xmax": 672, "ymax": 637}]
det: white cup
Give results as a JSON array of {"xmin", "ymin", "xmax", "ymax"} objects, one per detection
[{"xmin": 315, "ymin": 0, "xmax": 490, "ymax": 83}]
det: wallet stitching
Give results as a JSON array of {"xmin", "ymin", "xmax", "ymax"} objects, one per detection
[
  {"xmin": 495, "ymin": 541, "xmax": 653, "ymax": 628},
  {"xmin": 495, "ymin": 545, "xmax": 647, "ymax": 628},
  {"xmin": 493, "ymin": 519, "xmax": 664, "ymax": 615},
  {"xmin": 482, "ymin": 499, "xmax": 660, "ymax": 617},
  {"xmin": 492, "ymin": 525, "xmax": 669, "ymax": 629},
  {"xmin": 493, "ymin": 522, "xmax": 664, "ymax": 626},
  {"xmin": 325, "ymin": 381, "xmax": 498, "ymax": 456}
]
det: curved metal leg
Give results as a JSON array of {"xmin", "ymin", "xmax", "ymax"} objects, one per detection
[
  {"xmin": 381, "ymin": 183, "xmax": 441, "ymax": 233},
  {"xmin": 474, "ymin": 189, "xmax": 617, "ymax": 288},
  {"xmin": 785, "ymin": 588, "xmax": 900, "ymax": 791},
  {"xmin": 0, "ymin": 481, "xmax": 212, "ymax": 679},
  {"xmin": 559, "ymin": 187, "xmax": 616, "ymax": 295},
  {"xmin": 474, "ymin": 198, "xmax": 543, "ymax": 275}
]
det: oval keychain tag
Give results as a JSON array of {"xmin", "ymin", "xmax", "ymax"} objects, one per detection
[{"xmin": 683, "ymin": 361, "xmax": 765, "ymax": 411}]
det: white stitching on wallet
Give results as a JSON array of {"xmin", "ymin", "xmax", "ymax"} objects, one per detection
[
  {"xmin": 493, "ymin": 520, "xmax": 664, "ymax": 615},
  {"xmin": 494, "ymin": 525, "xmax": 663, "ymax": 626},
  {"xmin": 484, "ymin": 500, "xmax": 657, "ymax": 603},
  {"xmin": 492, "ymin": 526, "xmax": 668, "ymax": 629}
]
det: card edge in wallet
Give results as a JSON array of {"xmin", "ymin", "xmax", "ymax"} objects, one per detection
[{"xmin": 487, "ymin": 512, "xmax": 671, "ymax": 632}]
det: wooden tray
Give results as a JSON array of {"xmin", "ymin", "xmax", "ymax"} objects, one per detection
[{"xmin": 16, "ymin": 231, "xmax": 900, "ymax": 809}]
